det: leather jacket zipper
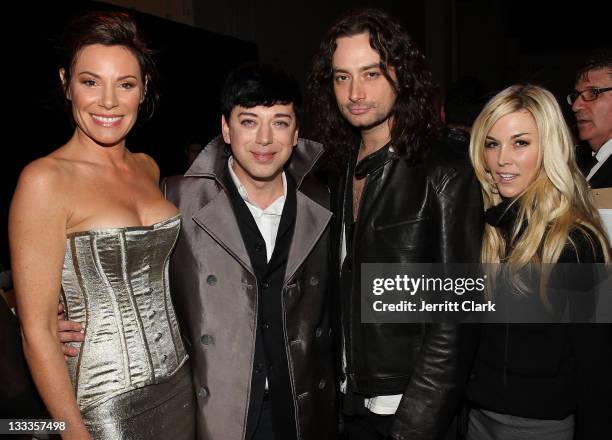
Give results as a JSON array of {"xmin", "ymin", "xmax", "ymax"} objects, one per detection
[{"xmin": 346, "ymin": 171, "xmax": 372, "ymax": 382}]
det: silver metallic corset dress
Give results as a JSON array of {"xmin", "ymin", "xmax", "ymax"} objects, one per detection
[{"xmin": 61, "ymin": 214, "xmax": 195, "ymax": 439}]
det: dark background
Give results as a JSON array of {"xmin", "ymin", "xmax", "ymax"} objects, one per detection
[{"xmin": 2, "ymin": 0, "xmax": 610, "ymax": 266}]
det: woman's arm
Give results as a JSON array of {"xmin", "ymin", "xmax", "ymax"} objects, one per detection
[{"xmin": 9, "ymin": 159, "xmax": 91, "ymax": 440}]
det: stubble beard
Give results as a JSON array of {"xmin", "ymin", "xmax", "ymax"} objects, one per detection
[{"xmin": 341, "ymin": 105, "xmax": 393, "ymax": 132}]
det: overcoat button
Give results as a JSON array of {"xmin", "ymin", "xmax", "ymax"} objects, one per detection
[
  {"xmin": 318, "ymin": 379, "xmax": 326, "ymax": 389},
  {"xmin": 309, "ymin": 277, "xmax": 319, "ymax": 286},
  {"xmin": 200, "ymin": 334, "xmax": 213, "ymax": 345},
  {"xmin": 315, "ymin": 328, "xmax": 323, "ymax": 337},
  {"xmin": 198, "ymin": 386, "xmax": 210, "ymax": 399},
  {"xmin": 207, "ymin": 275, "xmax": 217, "ymax": 285}
]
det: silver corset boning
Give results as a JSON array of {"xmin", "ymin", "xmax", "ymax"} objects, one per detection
[{"xmin": 60, "ymin": 215, "xmax": 188, "ymax": 412}]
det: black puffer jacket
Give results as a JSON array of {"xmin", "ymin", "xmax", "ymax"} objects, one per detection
[{"xmin": 332, "ymin": 142, "xmax": 484, "ymax": 440}]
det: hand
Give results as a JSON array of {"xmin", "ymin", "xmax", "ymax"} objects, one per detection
[{"xmin": 57, "ymin": 303, "xmax": 84, "ymax": 359}]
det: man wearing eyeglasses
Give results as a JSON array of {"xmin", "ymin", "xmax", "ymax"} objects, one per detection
[{"xmin": 568, "ymin": 51, "xmax": 612, "ymax": 189}]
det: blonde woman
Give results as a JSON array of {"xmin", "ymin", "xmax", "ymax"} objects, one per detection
[{"xmin": 465, "ymin": 84, "xmax": 612, "ymax": 439}]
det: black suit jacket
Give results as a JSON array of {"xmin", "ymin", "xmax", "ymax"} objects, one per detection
[
  {"xmin": 576, "ymin": 143, "xmax": 612, "ymax": 189},
  {"xmin": 588, "ymin": 155, "xmax": 612, "ymax": 189}
]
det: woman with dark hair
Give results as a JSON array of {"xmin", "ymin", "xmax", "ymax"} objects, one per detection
[
  {"xmin": 9, "ymin": 11, "xmax": 195, "ymax": 439},
  {"xmin": 467, "ymin": 84, "xmax": 612, "ymax": 439}
]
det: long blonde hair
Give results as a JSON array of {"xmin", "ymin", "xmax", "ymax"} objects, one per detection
[{"xmin": 469, "ymin": 84, "xmax": 610, "ymax": 270}]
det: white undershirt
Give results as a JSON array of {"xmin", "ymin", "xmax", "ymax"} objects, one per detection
[
  {"xmin": 587, "ymin": 138, "xmax": 612, "ymax": 181},
  {"xmin": 228, "ymin": 156, "xmax": 287, "ymax": 390}
]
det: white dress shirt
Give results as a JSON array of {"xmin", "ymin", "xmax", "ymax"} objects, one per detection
[{"xmin": 228, "ymin": 156, "xmax": 287, "ymax": 262}]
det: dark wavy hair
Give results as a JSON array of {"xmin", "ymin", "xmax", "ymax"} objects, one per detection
[
  {"xmin": 307, "ymin": 8, "xmax": 440, "ymax": 167},
  {"xmin": 57, "ymin": 11, "xmax": 159, "ymax": 121}
]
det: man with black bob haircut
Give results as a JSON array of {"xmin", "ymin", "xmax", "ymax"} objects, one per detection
[
  {"xmin": 163, "ymin": 64, "xmax": 337, "ymax": 439},
  {"xmin": 308, "ymin": 8, "xmax": 482, "ymax": 440}
]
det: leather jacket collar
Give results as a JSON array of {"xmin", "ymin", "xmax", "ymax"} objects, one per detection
[{"xmin": 354, "ymin": 141, "xmax": 398, "ymax": 179}]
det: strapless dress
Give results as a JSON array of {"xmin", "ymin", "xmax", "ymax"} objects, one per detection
[{"xmin": 61, "ymin": 214, "xmax": 195, "ymax": 439}]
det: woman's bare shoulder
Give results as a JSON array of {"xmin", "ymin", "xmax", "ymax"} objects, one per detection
[
  {"xmin": 23, "ymin": 144, "xmax": 107, "ymax": 186},
  {"xmin": 17, "ymin": 156, "xmax": 71, "ymax": 189},
  {"xmin": 13, "ymin": 151, "xmax": 83, "ymax": 219},
  {"xmin": 131, "ymin": 152, "xmax": 160, "ymax": 180}
]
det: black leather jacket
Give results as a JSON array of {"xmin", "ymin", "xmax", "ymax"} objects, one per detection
[{"xmin": 332, "ymin": 142, "xmax": 483, "ymax": 440}]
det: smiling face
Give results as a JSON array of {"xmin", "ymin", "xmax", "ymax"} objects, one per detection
[
  {"xmin": 572, "ymin": 68, "xmax": 612, "ymax": 151},
  {"xmin": 332, "ymin": 32, "xmax": 397, "ymax": 136},
  {"xmin": 484, "ymin": 110, "xmax": 541, "ymax": 198},
  {"xmin": 63, "ymin": 44, "xmax": 144, "ymax": 147},
  {"xmin": 222, "ymin": 104, "xmax": 298, "ymax": 189}
]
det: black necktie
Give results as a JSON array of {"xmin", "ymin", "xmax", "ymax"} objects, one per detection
[
  {"xmin": 578, "ymin": 152, "xmax": 598, "ymax": 176},
  {"xmin": 585, "ymin": 154, "xmax": 598, "ymax": 175}
]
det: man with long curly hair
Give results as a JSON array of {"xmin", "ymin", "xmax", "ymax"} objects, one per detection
[{"xmin": 307, "ymin": 9, "xmax": 483, "ymax": 440}]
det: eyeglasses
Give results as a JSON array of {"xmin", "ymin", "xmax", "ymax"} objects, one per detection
[{"xmin": 566, "ymin": 87, "xmax": 612, "ymax": 105}]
